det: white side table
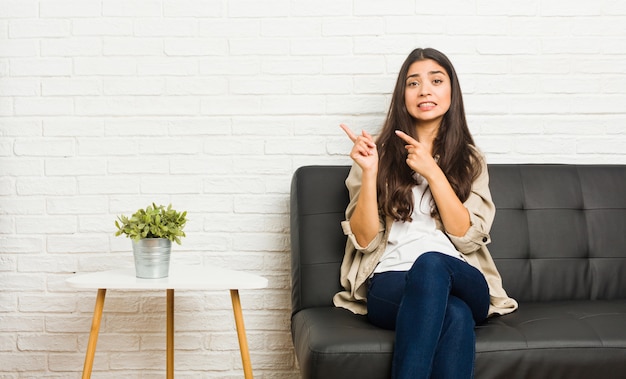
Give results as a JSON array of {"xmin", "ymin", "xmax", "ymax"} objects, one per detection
[{"xmin": 66, "ymin": 265, "xmax": 268, "ymax": 379}]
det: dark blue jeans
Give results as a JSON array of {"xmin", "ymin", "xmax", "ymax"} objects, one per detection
[{"xmin": 367, "ymin": 252, "xmax": 490, "ymax": 379}]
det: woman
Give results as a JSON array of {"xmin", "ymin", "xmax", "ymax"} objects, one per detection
[{"xmin": 334, "ymin": 48, "xmax": 518, "ymax": 378}]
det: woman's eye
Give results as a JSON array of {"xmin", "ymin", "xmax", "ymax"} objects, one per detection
[
  {"xmin": 433, "ymin": 79, "xmax": 443, "ymax": 85},
  {"xmin": 407, "ymin": 81, "xmax": 419, "ymax": 87}
]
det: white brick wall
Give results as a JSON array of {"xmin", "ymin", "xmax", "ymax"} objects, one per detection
[{"xmin": 1, "ymin": 0, "xmax": 625, "ymax": 377}]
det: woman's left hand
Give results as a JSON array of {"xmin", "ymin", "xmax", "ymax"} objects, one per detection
[{"xmin": 395, "ymin": 130, "xmax": 439, "ymax": 179}]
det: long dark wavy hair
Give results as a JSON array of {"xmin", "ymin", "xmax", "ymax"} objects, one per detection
[{"xmin": 376, "ymin": 48, "xmax": 482, "ymax": 222}]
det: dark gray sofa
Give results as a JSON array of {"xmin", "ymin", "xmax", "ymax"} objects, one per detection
[{"xmin": 290, "ymin": 164, "xmax": 626, "ymax": 379}]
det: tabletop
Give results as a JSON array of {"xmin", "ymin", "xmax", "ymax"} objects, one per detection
[{"xmin": 66, "ymin": 265, "xmax": 268, "ymax": 291}]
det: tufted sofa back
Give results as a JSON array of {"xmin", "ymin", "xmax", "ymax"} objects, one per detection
[
  {"xmin": 290, "ymin": 164, "xmax": 626, "ymax": 314},
  {"xmin": 487, "ymin": 165, "xmax": 626, "ymax": 302}
]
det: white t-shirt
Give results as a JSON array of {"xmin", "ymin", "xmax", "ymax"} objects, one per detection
[{"xmin": 373, "ymin": 176, "xmax": 463, "ymax": 274}]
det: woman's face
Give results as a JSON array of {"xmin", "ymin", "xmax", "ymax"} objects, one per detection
[{"xmin": 404, "ymin": 59, "xmax": 452, "ymax": 128}]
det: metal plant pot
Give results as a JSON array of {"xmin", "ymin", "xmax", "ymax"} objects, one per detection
[{"xmin": 132, "ymin": 238, "xmax": 172, "ymax": 279}]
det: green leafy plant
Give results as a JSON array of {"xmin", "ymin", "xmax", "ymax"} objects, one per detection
[{"xmin": 115, "ymin": 203, "xmax": 187, "ymax": 244}]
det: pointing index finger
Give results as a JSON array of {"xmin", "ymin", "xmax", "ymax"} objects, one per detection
[
  {"xmin": 340, "ymin": 123, "xmax": 358, "ymax": 142},
  {"xmin": 395, "ymin": 130, "xmax": 419, "ymax": 146}
]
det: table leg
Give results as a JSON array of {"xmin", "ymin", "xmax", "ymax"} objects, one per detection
[
  {"xmin": 82, "ymin": 288, "xmax": 106, "ymax": 379},
  {"xmin": 167, "ymin": 289, "xmax": 174, "ymax": 379},
  {"xmin": 230, "ymin": 289, "xmax": 253, "ymax": 379}
]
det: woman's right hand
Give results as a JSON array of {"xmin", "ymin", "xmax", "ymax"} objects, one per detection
[{"xmin": 340, "ymin": 123, "xmax": 378, "ymax": 174}]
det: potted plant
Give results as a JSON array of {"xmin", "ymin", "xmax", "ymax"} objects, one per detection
[{"xmin": 115, "ymin": 203, "xmax": 187, "ymax": 278}]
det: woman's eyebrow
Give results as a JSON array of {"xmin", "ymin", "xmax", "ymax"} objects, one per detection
[{"xmin": 406, "ymin": 70, "xmax": 446, "ymax": 80}]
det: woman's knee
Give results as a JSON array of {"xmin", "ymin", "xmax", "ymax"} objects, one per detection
[
  {"xmin": 411, "ymin": 251, "xmax": 447, "ymax": 271},
  {"xmin": 407, "ymin": 252, "xmax": 449, "ymax": 283}
]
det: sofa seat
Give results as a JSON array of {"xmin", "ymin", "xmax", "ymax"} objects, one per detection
[
  {"xmin": 475, "ymin": 300, "xmax": 626, "ymax": 378},
  {"xmin": 292, "ymin": 300, "xmax": 626, "ymax": 378}
]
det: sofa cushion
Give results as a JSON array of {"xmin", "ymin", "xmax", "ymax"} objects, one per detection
[
  {"xmin": 292, "ymin": 300, "xmax": 626, "ymax": 379},
  {"xmin": 488, "ymin": 165, "xmax": 626, "ymax": 302},
  {"xmin": 475, "ymin": 300, "xmax": 626, "ymax": 378},
  {"xmin": 291, "ymin": 307, "xmax": 392, "ymax": 378}
]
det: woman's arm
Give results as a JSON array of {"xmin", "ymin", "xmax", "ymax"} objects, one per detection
[
  {"xmin": 395, "ymin": 130, "xmax": 470, "ymax": 236},
  {"xmin": 446, "ymin": 152, "xmax": 495, "ymax": 254},
  {"xmin": 423, "ymin": 166, "xmax": 470, "ymax": 237},
  {"xmin": 348, "ymin": 167, "xmax": 380, "ymax": 246},
  {"xmin": 340, "ymin": 124, "xmax": 380, "ymax": 247}
]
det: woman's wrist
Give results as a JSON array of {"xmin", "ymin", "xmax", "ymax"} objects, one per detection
[{"xmin": 421, "ymin": 162, "xmax": 444, "ymax": 184}]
